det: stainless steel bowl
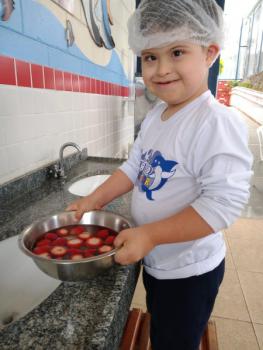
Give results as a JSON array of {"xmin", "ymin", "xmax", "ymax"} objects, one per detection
[{"xmin": 18, "ymin": 210, "xmax": 133, "ymax": 282}]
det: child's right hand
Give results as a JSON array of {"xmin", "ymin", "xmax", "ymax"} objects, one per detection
[{"xmin": 66, "ymin": 194, "xmax": 102, "ymax": 220}]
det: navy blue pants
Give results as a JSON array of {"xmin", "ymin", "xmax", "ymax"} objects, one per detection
[{"xmin": 142, "ymin": 259, "xmax": 225, "ymax": 350}]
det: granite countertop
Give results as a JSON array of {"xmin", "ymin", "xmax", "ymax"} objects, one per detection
[{"xmin": 0, "ymin": 158, "xmax": 141, "ymax": 349}]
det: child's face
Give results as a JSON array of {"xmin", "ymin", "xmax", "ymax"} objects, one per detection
[{"xmin": 141, "ymin": 42, "xmax": 219, "ymax": 108}]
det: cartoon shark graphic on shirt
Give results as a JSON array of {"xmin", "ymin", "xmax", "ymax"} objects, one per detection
[{"xmin": 136, "ymin": 150, "xmax": 178, "ymax": 200}]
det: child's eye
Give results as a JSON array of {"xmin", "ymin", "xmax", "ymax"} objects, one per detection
[
  {"xmin": 172, "ymin": 49, "xmax": 183, "ymax": 57},
  {"xmin": 143, "ymin": 55, "xmax": 157, "ymax": 62}
]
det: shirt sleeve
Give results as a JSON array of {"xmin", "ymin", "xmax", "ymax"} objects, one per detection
[
  {"xmin": 119, "ymin": 108, "xmax": 155, "ymax": 183},
  {"xmin": 190, "ymin": 111, "xmax": 253, "ymax": 232}
]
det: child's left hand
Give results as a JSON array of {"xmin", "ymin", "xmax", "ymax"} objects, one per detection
[{"xmin": 113, "ymin": 227, "xmax": 155, "ymax": 265}]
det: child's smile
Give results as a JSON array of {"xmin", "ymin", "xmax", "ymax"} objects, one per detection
[{"xmin": 141, "ymin": 41, "xmax": 219, "ymax": 116}]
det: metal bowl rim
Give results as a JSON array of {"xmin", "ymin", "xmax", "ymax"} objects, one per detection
[{"xmin": 18, "ymin": 209, "xmax": 133, "ymax": 264}]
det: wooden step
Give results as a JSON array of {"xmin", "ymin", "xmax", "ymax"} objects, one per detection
[{"xmin": 120, "ymin": 309, "xmax": 219, "ymax": 350}]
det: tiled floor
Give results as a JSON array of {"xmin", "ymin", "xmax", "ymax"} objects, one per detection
[{"xmin": 131, "ymin": 111, "xmax": 263, "ymax": 349}]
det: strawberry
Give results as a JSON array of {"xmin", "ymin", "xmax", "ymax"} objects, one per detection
[
  {"xmin": 83, "ymin": 249, "xmax": 97, "ymax": 258},
  {"xmin": 70, "ymin": 226, "xmax": 85, "ymax": 235},
  {"xmin": 38, "ymin": 252, "xmax": 51, "ymax": 259},
  {"xmin": 78, "ymin": 232, "xmax": 92, "ymax": 240},
  {"xmin": 56, "ymin": 228, "xmax": 69, "ymax": 236},
  {"xmin": 50, "ymin": 246, "xmax": 67, "ymax": 257},
  {"xmin": 33, "ymin": 246, "xmax": 50, "ymax": 254},
  {"xmin": 36, "ymin": 239, "xmax": 51, "ymax": 247},
  {"xmin": 71, "ymin": 254, "xmax": 83, "ymax": 260},
  {"xmin": 65, "ymin": 235, "xmax": 75, "ymax": 240},
  {"xmin": 98, "ymin": 245, "xmax": 112, "ymax": 254},
  {"xmin": 51, "ymin": 237, "xmax": 67, "ymax": 246},
  {"xmin": 96, "ymin": 229, "xmax": 109, "ymax": 239},
  {"xmin": 67, "ymin": 238, "xmax": 83, "ymax": 248},
  {"xmin": 44, "ymin": 232, "xmax": 58, "ymax": 241},
  {"xmin": 86, "ymin": 237, "xmax": 103, "ymax": 248},
  {"xmin": 104, "ymin": 236, "xmax": 115, "ymax": 245},
  {"xmin": 67, "ymin": 248, "xmax": 82, "ymax": 255}
]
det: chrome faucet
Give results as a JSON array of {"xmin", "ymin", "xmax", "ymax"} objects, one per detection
[{"xmin": 54, "ymin": 142, "xmax": 82, "ymax": 178}]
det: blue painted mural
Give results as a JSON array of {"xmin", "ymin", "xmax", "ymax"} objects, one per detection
[{"xmin": 0, "ymin": 0, "xmax": 129, "ymax": 86}]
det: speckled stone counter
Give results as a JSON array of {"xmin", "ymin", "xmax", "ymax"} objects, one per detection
[{"xmin": 0, "ymin": 158, "xmax": 141, "ymax": 349}]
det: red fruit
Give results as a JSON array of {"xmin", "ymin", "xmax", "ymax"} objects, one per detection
[
  {"xmin": 71, "ymin": 254, "xmax": 83, "ymax": 260},
  {"xmin": 44, "ymin": 232, "xmax": 58, "ymax": 241},
  {"xmin": 86, "ymin": 237, "xmax": 103, "ymax": 248},
  {"xmin": 98, "ymin": 245, "xmax": 112, "ymax": 254},
  {"xmin": 56, "ymin": 228, "xmax": 69, "ymax": 236},
  {"xmin": 83, "ymin": 249, "xmax": 97, "ymax": 258},
  {"xmin": 50, "ymin": 246, "xmax": 67, "ymax": 257},
  {"xmin": 97, "ymin": 229, "xmax": 109, "ymax": 239},
  {"xmin": 51, "ymin": 238, "xmax": 67, "ymax": 246},
  {"xmin": 67, "ymin": 248, "xmax": 82, "ymax": 255},
  {"xmin": 104, "ymin": 236, "xmax": 115, "ymax": 245},
  {"xmin": 36, "ymin": 239, "xmax": 51, "ymax": 247},
  {"xmin": 33, "ymin": 246, "xmax": 50, "ymax": 254},
  {"xmin": 70, "ymin": 226, "xmax": 85, "ymax": 235},
  {"xmin": 65, "ymin": 235, "xmax": 75, "ymax": 240},
  {"xmin": 78, "ymin": 232, "xmax": 92, "ymax": 240},
  {"xmin": 67, "ymin": 238, "xmax": 83, "ymax": 248}
]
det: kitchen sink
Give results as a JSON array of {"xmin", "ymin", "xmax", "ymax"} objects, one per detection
[
  {"xmin": 68, "ymin": 174, "xmax": 110, "ymax": 197},
  {"xmin": 0, "ymin": 235, "xmax": 60, "ymax": 328}
]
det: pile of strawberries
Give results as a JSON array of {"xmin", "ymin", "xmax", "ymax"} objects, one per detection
[{"xmin": 31, "ymin": 225, "xmax": 117, "ymax": 260}]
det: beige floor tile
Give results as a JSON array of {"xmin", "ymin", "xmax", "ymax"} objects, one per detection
[
  {"xmin": 228, "ymin": 237, "xmax": 263, "ymax": 273},
  {"xmin": 238, "ymin": 271, "xmax": 263, "ymax": 324},
  {"xmin": 212, "ymin": 269, "xmax": 250, "ymax": 321},
  {"xmin": 213, "ymin": 317, "xmax": 260, "ymax": 350},
  {"xmin": 254, "ymin": 324, "xmax": 263, "ymax": 350},
  {"xmin": 226, "ymin": 219, "xmax": 263, "ymax": 241},
  {"xmin": 130, "ymin": 302, "xmax": 147, "ymax": 312},
  {"xmin": 225, "ymin": 238, "xmax": 235, "ymax": 270},
  {"xmin": 131, "ymin": 271, "xmax": 146, "ymax": 308}
]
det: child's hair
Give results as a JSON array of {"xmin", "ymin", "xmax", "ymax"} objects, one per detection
[{"xmin": 128, "ymin": 0, "xmax": 224, "ymax": 56}]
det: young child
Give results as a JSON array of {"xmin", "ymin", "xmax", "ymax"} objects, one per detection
[{"xmin": 67, "ymin": 0, "xmax": 253, "ymax": 348}]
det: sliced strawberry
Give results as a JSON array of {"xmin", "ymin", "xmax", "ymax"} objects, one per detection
[
  {"xmin": 50, "ymin": 246, "xmax": 67, "ymax": 257},
  {"xmin": 36, "ymin": 239, "xmax": 51, "ymax": 247},
  {"xmin": 33, "ymin": 246, "xmax": 50, "ymax": 254},
  {"xmin": 45, "ymin": 232, "xmax": 58, "ymax": 241},
  {"xmin": 51, "ymin": 237, "xmax": 67, "ymax": 246},
  {"xmin": 86, "ymin": 237, "xmax": 103, "ymax": 248},
  {"xmin": 56, "ymin": 228, "xmax": 69, "ymax": 236},
  {"xmin": 38, "ymin": 252, "xmax": 51, "ymax": 259},
  {"xmin": 67, "ymin": 248, "xmax": 82, "ymax": 255},
  {"xmin": 67, "ymin": 238, "xmax": 83, "ymax": 248},
  {"xmin": 65, "ymin": 235, "xmax": 75, "ymax": 241},
  {"xmin": 71, "ymin": 254, "xmax": 84, "ymax": 260},
  {"xmin": 70, "ymin": 226, "xmax": 85, "ymax": 235},
  {"xmin": 98, "ymin": 245, "xmax": 113, "ymax": 254},
  {"xmin": 78, "ymin": 232, "xmax": 92, "ymax": 240},
  {"xmin": 83, "ymin": 249, "xmax": 97, "ymax": 258},
  {"xmin": 96, "ymin": 229, "xmax": 109, "ymax": 239},
  {"xmin": 104, "ymin": 236, "xmax": 115, "ymax": 245}
]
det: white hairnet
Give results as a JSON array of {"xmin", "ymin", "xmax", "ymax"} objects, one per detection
[{"xmin": 128, "ymin": 0, "xmax": 224, "ymax": 56}]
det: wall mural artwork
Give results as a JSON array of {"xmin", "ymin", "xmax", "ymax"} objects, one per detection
[
  {"xmin": 65, "ymin": 19, "xmax": 75, "ymax": 46},
  {"xmin": 81, "ymin": 0, "xmax": 115, "ymax": 50},
  {"xmin": 52, "ymin": 0, "xmax": 75, "ymax": 14},
  {"xmin": 0, "ymin": 0, "xmax": 15, "ymax": 21}
]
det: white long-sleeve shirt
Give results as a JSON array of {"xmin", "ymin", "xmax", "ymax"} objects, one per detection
[{"xmin": 120, "ymin": 90, "xmax": 253, "ymax": 279}]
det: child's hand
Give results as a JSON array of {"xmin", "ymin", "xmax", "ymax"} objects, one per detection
[
  {"xmin": 114, "ymin": 227, "xmax": 155, "ymax": 265},
  {"xmin": 66, "ymin": 195, "xmax": 102, "ymax": 220}
]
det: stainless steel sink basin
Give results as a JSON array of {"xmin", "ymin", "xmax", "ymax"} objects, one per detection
[
  {"xmin": 0, "ymin": 235, "xmax": 60, "ymax": 328},
  {"xmin": 68, "ymin": 174, "xmax": 110, "ymax": 197}
]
